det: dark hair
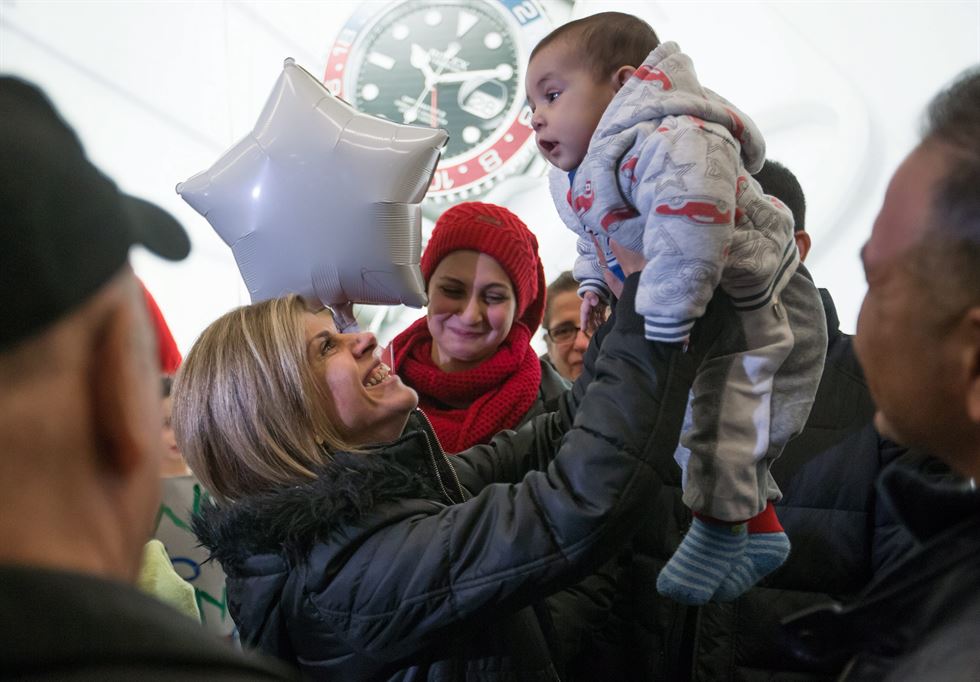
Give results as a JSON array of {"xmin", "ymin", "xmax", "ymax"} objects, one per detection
[
  {"xmin": 916, "ymin": 66, "xmax": 980, "ymax": 316},
  {"xmin": 753, "ymin": 159, "xmax": 806, "ymax": 232},
  {"xmin": 544, "ymin": 271, "xmax": 578, "ymax": 329},
  {"xmin": 530, "ymin": 12, "xmax": 660, "ymax": 81},
  {"xmin": 923, "ymin": 66, "xmax": 980, "ymax": 246}
]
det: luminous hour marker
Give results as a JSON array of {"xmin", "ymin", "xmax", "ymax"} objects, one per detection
[
  {"xmin": 368, "ymin": 51, "xmax": 395, "ymax": 70},
  {"xmin": 361, "ymin": 83, "xmax": 380, "ymax": 102},
  {"xmin": 425, "ymin": 10, "xmax": 442, "ymax": 26},
  {"xmin": 392, "ymin": 24, "xmax": 409, "ymax": 40},
  {"xmin": 462, "ymin": 126, "xmax": 481, "ymax": 144},
  {"xmin": 484, "ymin": 32, "xmax": 502, "ymax": 49},
  {"xmin": 456, "ymin": 10, "xmax": 478, "ymax": 37}
]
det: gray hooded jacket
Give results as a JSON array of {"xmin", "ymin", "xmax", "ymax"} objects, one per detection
[{"xmin": 549, "ymin": 42, "xmax": 797, "ymax": 342}]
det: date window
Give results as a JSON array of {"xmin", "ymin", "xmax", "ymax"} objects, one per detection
[{"xmin": 459, "ymin": 79, "xmax": 507, "ymax": 120}]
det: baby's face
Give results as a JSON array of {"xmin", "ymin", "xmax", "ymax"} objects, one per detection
[{"xmin": 525, "ymin": 42, "xmax": 619, "ymax": 172}]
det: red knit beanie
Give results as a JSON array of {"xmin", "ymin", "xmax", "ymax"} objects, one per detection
[
  {"xmin": 139, "ymin": 280, "xmax": 182, "ymax": 373},
  {"xmin": 421, "ymin": 202, "xmax": 546, "ymax": 331}
]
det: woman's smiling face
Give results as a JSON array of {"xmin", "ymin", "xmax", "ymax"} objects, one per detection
[
  {"xmin": 305, "ymin": 309, "xmax": 417, "ymax": 445},
  {"xmin": 426, "ymin": 250, "xmax": 518, "ymax": 373}
]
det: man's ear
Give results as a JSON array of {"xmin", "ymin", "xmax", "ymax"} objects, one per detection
[
  {"xmin": 794, "ymin": 231, "xmax": 812, "ymax": 263},
  {"xmin": 612, "ymin": 66, "xmax": 636, "ymax": 92},
  {"xmin": 91, "ymin": 295, "xmax": 158, "ymax": 477},
  {"xmin": 965, "ymin": 306, "xmax": 980, "ymax": 425}
]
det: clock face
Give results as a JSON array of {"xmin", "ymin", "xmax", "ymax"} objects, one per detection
[
  {"xmin": 352, "ymin": 3, "xmax": 518, "ymax": 160},
  {"xmin": 326, "ymin": 0, "xmax": 553, "ymax": 204}
]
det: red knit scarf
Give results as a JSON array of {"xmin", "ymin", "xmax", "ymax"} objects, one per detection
[{"xmin": 391, "ymin": 317, "xmax": 541, "ymax": 453}]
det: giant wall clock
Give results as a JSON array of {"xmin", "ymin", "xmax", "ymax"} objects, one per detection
[{"xmin": 325, "ymin": 0, "xmax": 559, "ymax": 210}]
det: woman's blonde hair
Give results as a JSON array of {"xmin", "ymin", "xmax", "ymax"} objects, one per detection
[{"xmin": 172, "ymin": 295, "xmax": 354, "ymax": 504}]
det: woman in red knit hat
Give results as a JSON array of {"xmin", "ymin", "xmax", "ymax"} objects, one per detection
[{"xmin": 389, "ymin": 201, "xmax": 568, "ymax": 453}]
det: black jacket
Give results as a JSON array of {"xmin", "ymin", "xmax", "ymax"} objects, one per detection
[
  {"xmin": 783, "ymin": 462, "xmax": 980, "ymax": 680},
  {"xmin": 516, "ymin": 357, "xmax": 571, "ymax": 431},
  {"xmin": 0, "ymin": 565, "xmax": 295, "ymax": 681},
  {"xmin": 194, "ymin": 278, "xmax": 731, "ymax": 681},
  {"xmin": 623, "ymin": 289, "xmax": 919, "ymax": 681}
]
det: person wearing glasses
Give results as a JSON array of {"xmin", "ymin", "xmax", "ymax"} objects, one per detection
[
  {"xmin": 542, "ymin": 271, "xmax": 600, "ymax": 381},
  {"xmin": 389, "ymin": 202, "xmax": 569, "ymax": 453}
]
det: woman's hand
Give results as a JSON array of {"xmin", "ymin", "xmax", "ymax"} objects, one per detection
[
  {"xmin": 592, "ymin": 236, "xmax": 648, "ymax": 299},
  {"xmin": 608, "ymin": 239, "xmax": 647, "ymax": 278}
]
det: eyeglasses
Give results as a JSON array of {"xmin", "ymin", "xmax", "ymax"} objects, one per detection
[{"xmin": 544, "ymin": 322, "xmax": 591, "ymax": 345}]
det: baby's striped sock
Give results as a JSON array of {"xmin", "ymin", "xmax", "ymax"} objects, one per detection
[
  {"xmin": 656, "ymin": 516, "xmax": 747, "ymax": 605},
  {"xmin": 713, "ymin": 502, "xmax": 791, "ymax": 602}
]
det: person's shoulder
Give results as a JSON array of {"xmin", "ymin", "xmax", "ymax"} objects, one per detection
[
  {"xmin": 823, "ymin": 330, "xmax": 867, "ymax": 386},
  {"xmin": 539, "ymin": 356, "xmax": 570, "ymax": 389},
  {"xmin": 0, "ymin": 564, "xmax": 296, "ymax": 680},
  {"xmin": 538, "ymin": 357, "xmax": 571, "ymax": 405},
  {"xmin": 886, "ymin": 590, "xmax": 980, "ymax": 681}
]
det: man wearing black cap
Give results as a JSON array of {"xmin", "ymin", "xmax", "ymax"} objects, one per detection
[{"xmin": 0, "ymin": 77, "xmax": 293, "ymax": 680}]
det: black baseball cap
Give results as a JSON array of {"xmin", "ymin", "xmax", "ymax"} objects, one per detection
[{"xmin": 0, "ymin": 77, "xmax": 190, "ymax": 351}]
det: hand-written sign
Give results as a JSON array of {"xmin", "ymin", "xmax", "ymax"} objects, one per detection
[{"xmin": 154, "ymin": 475, "xmax": 235, "ymax": 640}]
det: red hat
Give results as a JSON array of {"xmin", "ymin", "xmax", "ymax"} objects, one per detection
[
  {"xmin": 421, "ymin": 202, "xmax": 546, "ymax": 331},
  {"xmin": 140, "ymin": 280, "xmax": 182, "ymax": 374}
]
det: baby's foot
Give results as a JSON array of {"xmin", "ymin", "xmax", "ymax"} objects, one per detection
[
  {"xmin": 713, "ymin": 502, "xmax": 790, "ymax": 601},
  {"xmin": 657, "ymin": 517, "xmax": 747, "ymax": 605}
]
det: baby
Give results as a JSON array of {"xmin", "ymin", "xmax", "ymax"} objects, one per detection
[{"xmin": 525, "ymin": 12, "xmax": 827, "ymax": 604}]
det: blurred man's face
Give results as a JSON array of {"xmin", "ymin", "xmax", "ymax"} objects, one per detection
[{"xmin": 855, "ymin": 142, "xmax": 961, "ymax": 455}]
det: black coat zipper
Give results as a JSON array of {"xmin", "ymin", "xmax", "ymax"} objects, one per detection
[{"xmin": 415, "ymin": 408, "xmax": 466, "ymax": 504}]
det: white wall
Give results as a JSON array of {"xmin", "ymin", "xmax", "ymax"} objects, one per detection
[{"xmin": 2, "ymin": 0, "xmax": 978, "ymax": 353}]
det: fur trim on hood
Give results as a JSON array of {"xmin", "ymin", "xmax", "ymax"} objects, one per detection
[{"xmin": 193, "ymin": 449, "xmax": 445, "ymax": 573}]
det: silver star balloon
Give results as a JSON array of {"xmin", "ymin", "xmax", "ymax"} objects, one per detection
[{"xmin": 177, "ymin": 58, "xmax": 447, "ymax": 329}]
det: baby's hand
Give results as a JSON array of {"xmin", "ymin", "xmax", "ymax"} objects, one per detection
[{"xmin": 580, "ymin": 291, "xmax": 608, "ymax": 336}]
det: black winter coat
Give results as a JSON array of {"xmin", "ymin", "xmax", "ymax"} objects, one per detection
[
  {"xmin": 783, "ymin": 462, "xmax": 980, "ymax": 680},
  {"xmin": 194, "ymin": 278, "xmax": 730, "ymax": 681},
  {"xmin": 0, "ymin": 565, "xmax": 296, "ymax": 681},
  {"xmin": 522, "ymin": 358, "xmax": 571, "ymax": 427},
  {"xmin": 616, "ymin": 290, "xmax": 920, "ymax": 682}
]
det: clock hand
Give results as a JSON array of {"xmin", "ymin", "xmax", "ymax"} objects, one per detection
[
  {"xmin": 404, "ymin": 82, "xmax": 433, "ymax": 124},
  {"xmin": 405, "ymin": 43, "xmax": 437, "ymax": 123},
  {"xmin": 409, "ymin": 43, "xmax": 436, "ymax": 83},
  {"xmin": 403, "ymin": 42, "xmax": 461, "ymax": 125},
  {"xmin": 404, "ymin": 44, "xmax": 437, "ymax": 123},
  {"xmin": 433, "ymin": 64, "xmax": 515, "ymax": 84}
]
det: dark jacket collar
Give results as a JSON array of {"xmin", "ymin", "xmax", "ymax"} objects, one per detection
[
  {"xmin": 194, "ymin": 413, "xmax": 461, "ymax": 573},
  {"xmin": 0, "ymin": 565, "xmax": 294, "ymax": 678},
  {"xmin": 818, "ymin": 288, "xmax": 840, "ymax": 341},
  {"xmin": 783, "ymin": 462, "xmax": 980, "ymax": 669},
  {"xmin": 876, "ymin": 459, "xmax": 979, "ymax": 543}
]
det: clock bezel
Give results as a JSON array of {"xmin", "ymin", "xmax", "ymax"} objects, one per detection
[{"xmin": 324, "ymin": 0, "xmax": 552, "ymax": 205}]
